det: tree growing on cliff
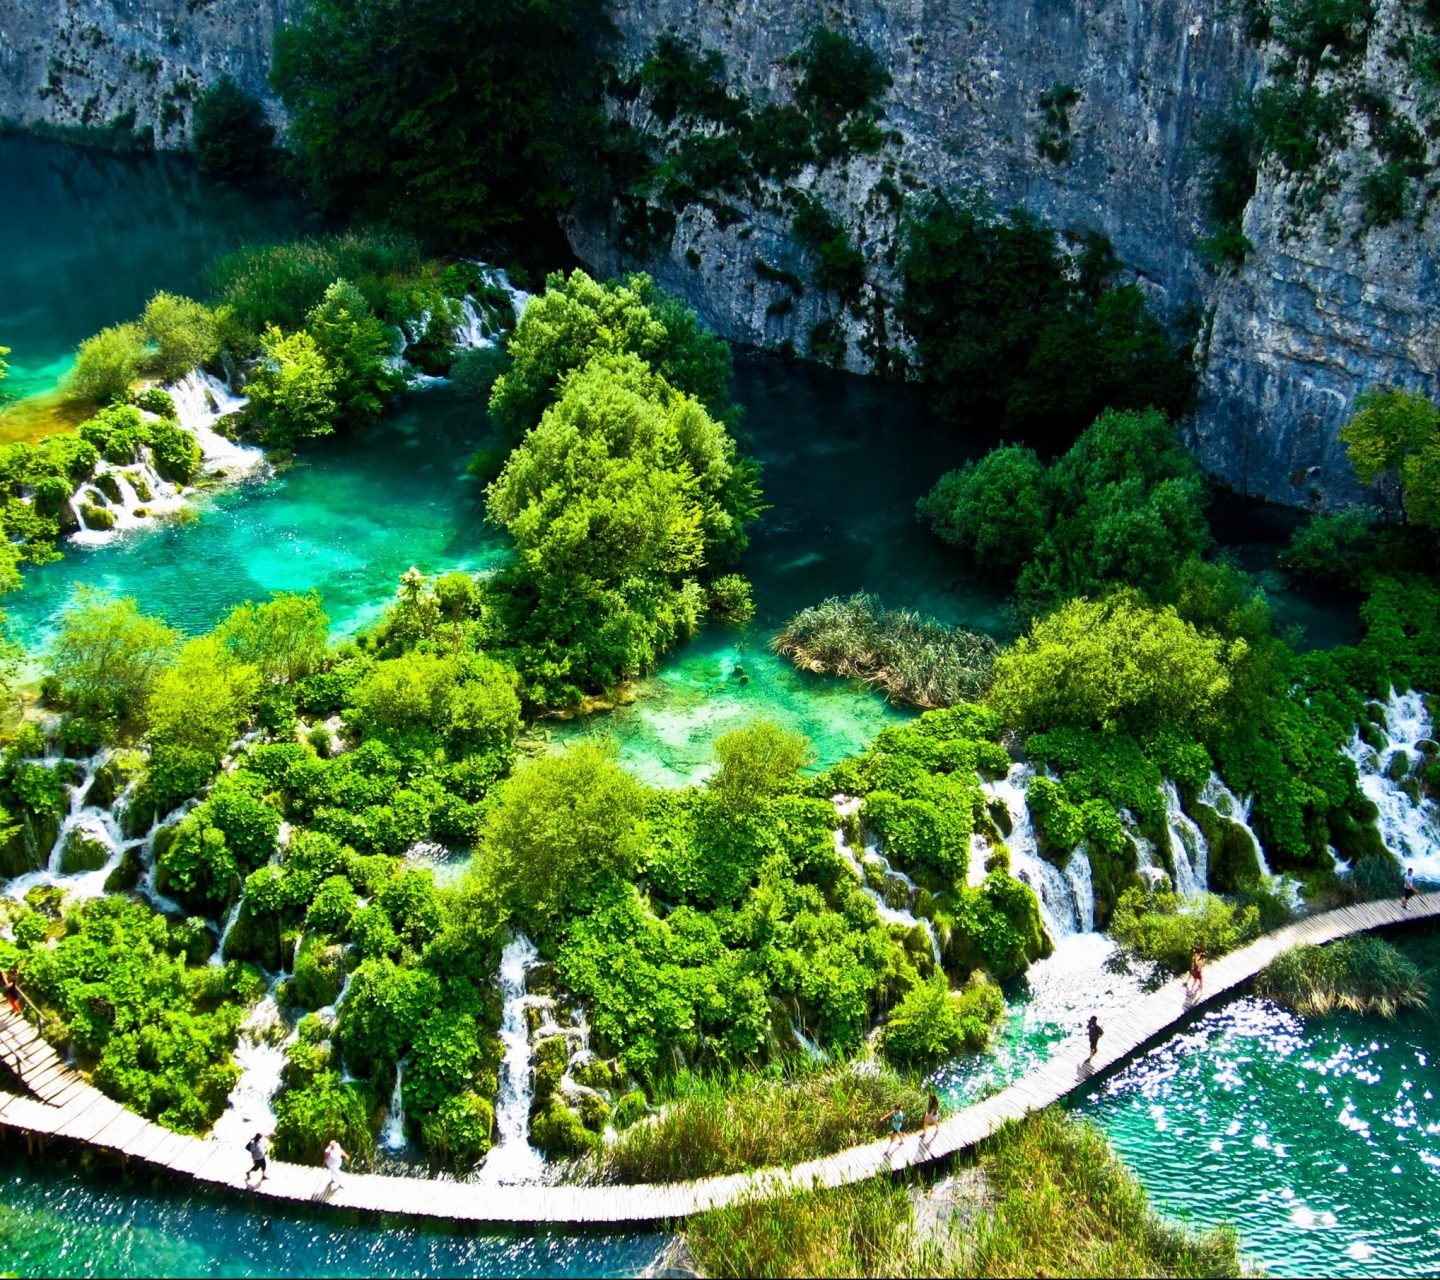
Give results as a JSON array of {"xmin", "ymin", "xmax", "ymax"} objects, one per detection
[
  {"xmin": 193, "ymin": 75, "xmax": 276, "ymax": 177},
  {"xmin": 1341, "ymin": 386, "xmax": 1440, "ymax": 527}
]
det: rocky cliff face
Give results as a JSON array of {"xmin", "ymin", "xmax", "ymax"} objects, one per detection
[
  {"xmin": 0, "ymin": 0, "xmax": 292, "ymax": 148},
  {"xmin": 2, "ymin": 0, "xmax": 1437, "ymax": 510}
]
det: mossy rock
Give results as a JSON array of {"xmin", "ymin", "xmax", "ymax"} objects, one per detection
[
  {"xmin": 103, "ymin": 845, "xmax": 144, "ymax": 893},
  {"xmin": 1359, "ymin": 721, "xmax": 1386, "ymax": 751},
  {"xmin": 612, "ymin": 1089, "xmax": 648, "ymax": 1130},
  {"xmin": 576, "ymin": 1091, "xmax": 611, "ymax": 1131},
  {"xmin": 294, "ymin": 935, "xmax": 344, "ymax": 1009},
  {"xmin": 531, "ymin": 1034, "xmax": 569, "ymax": 1106},
  {"xmin": 986, "ymin": 798, "xmax": 1012, "ymax": 835},
  {"xmin": 571, "ymin": 1057, "xmax": 614, "ymax": 1091},
  {"xmin": 1190, "ymin": 802, "xmax": 1262, "ymax": 894},
  {"xmin": 85, "ymin": 759, "xmax": 129, "ymax": 811},
  {"xmin": 58, "ymin": 828, "xmax": 112, "ymax": 875},
  {"xmin": 529, "ymin": 1098, "xmax": 596, "ymax": 1157},
  {"xmin": 126, "ymin": 470, "xmax": 153, "ymax": 502},
  {"xmin": 223, "ymin": 896, "xmax": 285, "ymax": 971},
  {"xmin": 80, "ymin": 501, "xmax": 116, "ymax": 531},
  {"xmin": 119, "ymin": 787, "xmax": 157, "ymax": 839},
  {"xmin": 0, "ymin": 810, "xmax": 60, "ymax": 880},
  {"xmin": 94, "ymin": 472, "xmax": 124, "ymax": 504}
]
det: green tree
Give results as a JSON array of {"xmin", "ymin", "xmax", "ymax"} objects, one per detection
[
  {"xmin": 489, "ymin": 270, "xmax": 734, "ymax": 438},
  {"xmin": 46, "ymin": 588, "xmax": 180, "ymax": 735},
  {"xmin": 217, "ymin": 590, "xmax": 331, "ymax": 683},
  {"xmin": 193, "ymin": 74, "xmax": 276, "ymax": 177},
  {"xmin": 990, "ymin": 589, "xmax": 1238, "ymax": 735},
  {"xmin": 481, "ymin": 739, "xmax": 649, "ymax": 922},
  {"xmin": 710, "ymin": 718, "xmax": 811, "ymax": 807},
  {"xmin": 346, "ymin": 651, "xmax": 520, "ymax": 755},
  {"xmin": 272, "ymin": 0, "xmax": 612, "ymax": 243},
  {"xmin": 304, "ymin": 280, "xmax": 404, "ymax": 428},
  {"xmin": 142, "ymin": 292, "xmax": 221, "ymax": 382},
  {"xmin": 246, "ymin": 325, "xmax": 339, "ymax": 447},
  {"xmin": 66, "ymin": 323, "xmax": 149, "ymax": 403},
  {"xmin": 487, "ymin": 352, "xmax": 758, "ymax": 702},
  {"xmin": 916, "ymin": 445, "xmax": 1049, "ymax": 576},
  {"xmin": 1340, "ymin": 387, "xmax": 1440, "ymax": 526}
]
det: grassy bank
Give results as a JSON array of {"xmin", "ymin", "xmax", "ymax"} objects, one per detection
[
  {"xmin": 592, "ymin": 1064, "xmax": 930, "ymax": 1185},
  {"xmin": 684, "ymin": 1107, "xmax": 1244, "ymax": 1278},
  {"xmin": 1256, "ymin": 935, "xmax": 1429, "ymax": 1018}
]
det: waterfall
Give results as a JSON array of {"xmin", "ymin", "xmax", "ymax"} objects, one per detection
[
  {"xmin": 980, "ymin": 766, "xmax": 1083, "ymax": 938},
  {"xmin": 1198, "ymin": 772, "xmax": 1271, "ymax": 875},
  {"xmin": 830, "ymin": 799, "xmax": 942, "ymax": 964},
  {"xmin": 3, "ymin": 752, "xmax": 129, "ymax": 903},
  {"xmin": 1342, "ymin": 688, "xmax": 1440, "ymax": 881},
  {"xmin": 66, "ymin": 458, "xmax": 188, "ymax": 547},
  {"xmin": 212, "ymin": 898, "xmax": 244, "ymax": 966},
  {"xmin": 166, "ymin": 370, "xmax": 266, "ymax": 478},
  {"xmin": 382, "ymin": 1058, "xmax": 408, "ymax": 1151},
  {"xmin": 209, "ymin": 987, "xmax": 289, "ymax": 1150},
  {"xmin": 475, "ymin": 933, "xmax": 548, "ymax": 1185},
  {"xmin": 1122, "ymin": 810, "xmax": 1171, "ymax": 891},
  {"xmin": 1163, "ymin": 781, "xmax": 1208, "ymax": 898},
  {"xmin": 1063, "ymin": 846, "xmax": 1096, "ymax": 933}
]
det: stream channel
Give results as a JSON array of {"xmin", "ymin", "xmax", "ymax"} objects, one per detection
[{"xmin": 0, "ymin": 136, "xmax": 1433, "ymax": 1278}]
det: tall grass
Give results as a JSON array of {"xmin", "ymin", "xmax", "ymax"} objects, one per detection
[
  {"xmin": 208, "ymin": 231, "xmax": 426, "ymax": 331},
  {"xmin": 684, "ymin": 1108, "xmax": 1244, "ymax": 1279},
  {"xmin": 771, "ymin": 593, "xmax": 998, "ymax": 709},
  {"xmin": 1257, "ymin": 936, "xmax": 1429, "ymax": 1018},
  {"xmin": 593, "ymin": 1063, "xmax": 929, "ymax": 1184}
]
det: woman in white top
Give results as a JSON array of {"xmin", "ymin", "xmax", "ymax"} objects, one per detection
[{"xmin": 324, "ymin": 1138, "xmax": 348, "ymax": 1192}]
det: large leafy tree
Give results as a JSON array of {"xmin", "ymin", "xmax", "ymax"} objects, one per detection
[
  {"xmin": 272, "ymin": 0, "xmax": 613, "ymax": 244},
  {"xmin": 1341, "ymin": 386, "xmax": 1440, "ymax": 527}
]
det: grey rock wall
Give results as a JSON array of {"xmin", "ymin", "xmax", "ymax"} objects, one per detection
[
  {"xmin": 2, "ymin": 0, "xmax": 1437, "ymax": 510},
  {"xmin": 0, "ymin": 0, "xmax": 293, "ymax": 148}
]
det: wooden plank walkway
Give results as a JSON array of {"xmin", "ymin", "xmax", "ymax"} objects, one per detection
[{"xmin": 2, "ymin": 892, "xmax": 1437, "ymax": 1225}]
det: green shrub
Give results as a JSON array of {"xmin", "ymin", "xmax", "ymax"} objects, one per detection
[
  {"xmin": 67, "ymin": 323, "xmax": 149, "ymax": 403},
  {"xmin": 142, "ymin": 292, "xmax": 221, "ymax": 381},
  {"xmin": 884, "ymin": 971, "xmax": 1001, "ymax": 1065},
  {"xmin": 420, "ymin": 1092, "xmax": 494, "ymax": 1169},
  {"xmin": 1109, "ymin": 886, "xmax": 1261, "ymax": 974},
  {"xmin": 272, "ymin": 1069, "xmax": 374, "ymax": 1165},
  {"xmin": 245, "ymin": 325, "xmax": 340, "ymax": 447},
  {"xmin": 1256, "ymin": 936, "xmax": 1428, "ymax": 1017}
]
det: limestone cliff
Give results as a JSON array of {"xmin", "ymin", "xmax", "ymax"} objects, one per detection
[
  {"xmin": 0, "ymin": 0, "xmax": 292, "ymax": 148},
  {"xmin": 2, "ymin": 0, "xmax": 1437, "ymax": 510}
]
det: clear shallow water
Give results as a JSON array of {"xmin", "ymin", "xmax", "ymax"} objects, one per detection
[
  {"xmin": 0, "ymin": 1150, "xmax": 664, "ymax": 1278},
  {"xmin": 0, "ymin": 134, "xmax": 310, "ymax": 403},
  {"xmin": 932, "ymin": 926, "xmax": 1440, "ymax": 1277}
]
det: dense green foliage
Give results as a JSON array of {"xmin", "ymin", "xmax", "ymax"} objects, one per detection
[
  {"xmin": 1341, "ymin": 387, "xmax": 1440, "ymax": 527},
  {"xmin": 897, "ymin": 202, "xmax": 1193, "ymax": 441},
  {"xmin": 919, "ymin": 408, "xmax": 1211, "ymax": 616},
  {"xmin": 1109, "ymin": 886, "xmax": 1262, "ymax": 973},
  {"xmin": 772, "ymin": 593, "xmax": 998, "ymax": 709},
  {"xmin": 272, "ymin": 0, "xmax": 612, "ymax": 250},
  {"xmin": 193, "ymin": 75, "xmax": 276, "ymax": 178},
  {"xmin": 485, "ymin": 343, "xmax": 759, "ymax": 705},
  {"xmin": 1256, "ymin": 935, "xmax": 1429, "ymax": 1017},
  {"xmin": 0, "ymin": 895, "xmax": 263, "ymax": 1133}
]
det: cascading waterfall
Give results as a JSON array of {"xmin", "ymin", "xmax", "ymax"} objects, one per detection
[
  {"xmin": 1063, "ymin": 846, "xmax": 1096, "ymax": 933},
  {"xmin": 831, "ymin": 797, "xmax": 942, "ymax": 964},
  {"xmin": 1198, "ymin": 772, "xmax": 1271, "ymax": 876},
  {"xmin": 1343, "ymin": 688, "xmax": 1440, "ymax": 881},
  {"xmin": 212, "ymin": 898, "xmax": 244, "ymax": 966},
  {"xmin": 980, "ymin": 765, "xmax": 1084, "ymax": 938},
  {"xmin": 1163, "ymin": 780, "xmax": 1208, "ymax": 899},
  {"xmin": 476, "ymin": 933, "xmax": 548, "ymax": 1185},
  {"xmin": 1122, "ymin": 810, "xmax": 1171, "ymax": 890},
  {"xmin": 382, "ymin": 1058, "xmax": 408, "ymax": 1151},
  {"xmin": 166, "ymin": 370, "xmax": 265, "ymax": 478},
  {"xmin": 209, "ymin": 989, "xmax": 290, "ymax": 1150}
]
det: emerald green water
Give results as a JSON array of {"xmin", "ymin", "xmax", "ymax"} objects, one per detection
[{"xmin": 0, "ymin": 134, "xmax": 310, "ymax": 401}]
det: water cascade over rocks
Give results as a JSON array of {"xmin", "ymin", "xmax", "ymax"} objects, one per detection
[
  {"xmin": 382, "ymin": 1058, "xmax": 408, "ymax": 1152},
  {"xmin": 476, "ymin": 933, "xmax": 548, "ymax": 1185},
  {"xmin": 1344, "ymin": 688, "xmax": 1440, "ymax": 881},
  {"xmin": 1199, "ymin": 773, "xmax": 1270, "ymax": 875},
  {"xmin": 166, "ymin": 370, "xmax": 265, "ymax": 479},
  {"xmin": 210, "ymin": 991, "xmax": 290, "ymax": 1151},
  {"xmin": 831, "ymin": 796, "xmax": 942, "ymax": 964},
  {"xmin": 1164, "ymin": 780, "xmax": 1209, "ymax": 899},
  {"xmin": 980, "ymin": 766, "xmax": 1085, "ymax": 938}
]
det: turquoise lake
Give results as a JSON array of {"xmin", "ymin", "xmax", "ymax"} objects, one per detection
[{"xmin": 0, "ymin": 136, "xmax": 1419, "ymax": 1278}]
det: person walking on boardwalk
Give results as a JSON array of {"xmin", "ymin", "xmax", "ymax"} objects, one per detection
[
  {"xmin": 1404, "ymin": 866, "xmax": 1418, "ymax": 909},
  {"xmin": 3, "ymin": 969, "xmax": 20, "ymax": 1016},
  {"xmin": 323, "ymin": 1138, "xmax": 348, "ymax": 1193},
  {"xmin": 245, "ymin": 1132, "xmax": 268, "ymax": 1187},
  {"xmin": 1187, "ymin": 946, "xmax": 1206, "ymax": 996},
  {"xmin": 882, "ymin": 1103, "xmax": 905, "ymax": 1152},
  {"xmin": 921, "ymin": 1093, "xmax": 941, "ymax": 1143},
  {"xmin": 1087, "ymin": 1015, "xmax": 1104, "ymax": 1062}
]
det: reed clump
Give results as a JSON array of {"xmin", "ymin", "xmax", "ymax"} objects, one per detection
[
  {"xmin": 593, "ymin": 1063, "xmax": 929, "ymax": 1185},
  {"xmin": 1256, "ymin": 936, "xmax": 1429, "ymax": 1018},
  {"xmin": 684, "ymin": 1107, "xmax": 1244, "ymax": 1279},
  {"xmin": 771, "ymin": 593, "xmax": 998, "ymax": 709}
]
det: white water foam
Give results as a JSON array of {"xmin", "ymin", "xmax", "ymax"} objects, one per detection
[
  {"xmin": 981, "ymin": 766, "xmax": 1083, "ymax": 938},
  {"xmin": 382, "ymin": 1058, "xmax": 408, "ymax": 1151},
  {"xmin": 1164, "ymin": 780, "xmax": 1209, "ymax": 899},
  {"xmin": 210, "ymin": 989, "xmax": 289, "ymax": 1151},
  {"xmin": 475, "ymin": 933, "xmax": 548, "ymax": 1185},
  {"xmin": 1343, "ymin": 688, "xmax": 1440, "ymax": 881}
]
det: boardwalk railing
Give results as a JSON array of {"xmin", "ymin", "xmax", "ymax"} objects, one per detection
[{"xmin": 2, "ymin": 893, "xmax": 1437, "ymax": 1225}]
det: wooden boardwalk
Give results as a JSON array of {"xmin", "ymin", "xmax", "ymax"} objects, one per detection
[{"xmin": 2, "ymin": 892, "xmax": 1437, "ymax": 1225}]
